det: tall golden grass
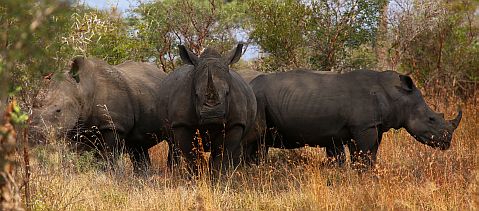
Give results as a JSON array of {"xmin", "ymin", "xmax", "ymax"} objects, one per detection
[{"xmin": 17, "ymin": 95, "xmax": 479, "ymax": 210}]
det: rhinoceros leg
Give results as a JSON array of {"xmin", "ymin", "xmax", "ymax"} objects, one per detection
[
  {"xmin": 167, "ymin": 138, "xmax": 181, "ymax": 169},
  {"xmin": 100, "ymin": 130, "xmax": 125, "ymax": 170},
  {"xmin": 348, "ymin": 128, "xmax": 382, "ymax": 170},
  {"xmin": 241, "ymin": 125, "xmax": 269, "ymax": 165},
  {"xmin": 255, "ymin": 125, "xmax": 272, "ymax": 164},
  {"xmin": 173, "ymin": 127, "xmax": 198, "ymax": 175},
  {"xmin": 325, "ymin": 141, "xmax": 346, "ymax": 167},
  {"xmin": 128, "ymin": 145, "xmax": 151, "ymax": 174},
  {"xmin": 210, "ymin": 125, "xmax": 243, "ymax": 176},
  {"xmin": 242, "ymin": 139, "xmax": 269, "ymax": 165}
]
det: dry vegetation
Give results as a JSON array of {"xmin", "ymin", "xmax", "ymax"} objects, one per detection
[
  {"xmin": 2, "ymin": 0, "xmax": 478, "ymax": 210},
  {"xmin": 13, "ymin": 96, "xmax": 479, "ymax": 210}
]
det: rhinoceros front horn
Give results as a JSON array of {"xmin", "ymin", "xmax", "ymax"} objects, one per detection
[{"xmin": 449, "ymin": 107, "xmax": 463, "ymax": 130}]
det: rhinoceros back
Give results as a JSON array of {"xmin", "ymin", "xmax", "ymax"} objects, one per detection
[{"xmin": 250, "ymin": 70, "xmax": 385, "ymax": 147}]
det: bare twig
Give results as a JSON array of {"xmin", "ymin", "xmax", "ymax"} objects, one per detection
[
  {"xmin": 22, "ymin": 119, "xmax": 31, "ymax": 211},
  {"xmin": 0, "ymin": 101, "xmax": 25, "ymax": 211}
]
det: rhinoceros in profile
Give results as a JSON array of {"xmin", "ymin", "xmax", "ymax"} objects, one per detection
[
  {"xmin": 157, "ymin": 44, "xmax": 256, "ymax": 175},
  {"xmin": 243, "ymin": 69, "xmax": 462, "ymax": 167},
  {"xmin": 31, "ymin": 57, "xmax": 167, "ymax": 172}
]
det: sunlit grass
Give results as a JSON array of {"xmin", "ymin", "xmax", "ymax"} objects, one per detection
[{"xmin": 19, "ymin": 100, "xmax": 478, "ymax": 210}]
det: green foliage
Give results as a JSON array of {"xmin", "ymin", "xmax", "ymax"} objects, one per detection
[
  {"xmin": 247, "ymin": 0, "xmax": 309, "ymax": 71},
  {"xmin": 246, "ymin": 0, "xmax": 385, "ymax": 72},
  {"xmin": 1, "ymin": 0, "xmax": 477, "ymax": 102},
  {"xmin": 33, "ymin": 143, "xmax": 102, "ymax": 173},
  {"xmin": 1, "ymin": 1, "xmax": 147, "ymax": 100},
  {"xmin": 0, "ymin": 0, "xmax": 73, "ymax": 127},
  {"xmin": 131, "ymin": 0, "xmax": 247, "ymax": 72},
  {"xmin": 391, "ymin": 0, "xmax": 479, "ymax": 97},
  {"xmin": 73, "ymin": 150, "xmax": 101, "ymax": 173},
  {"xmin": 0, "ymin": 0, "xmax": 73, "ymax": 89},
  {"xmin": 10, "ymin": 100, "xmax": 28, "ymax": 126},
  {"xmin": 62, "ymin": 7, "xmax": 142, "ymax": 65},
  {"xmin": 345, "ymin": 44, "xmax": 378, "ymax": 70},
  {"xmin": 308, "ymin": 0, "xmax": 385, "ymax": 71}
]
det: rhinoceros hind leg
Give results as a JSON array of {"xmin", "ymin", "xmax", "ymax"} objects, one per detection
[
  {"xmin": 242, "ymin": 140, "xmax": 269, "ymax": 166},
  {"xmin": 245, "ymin": 125, "xmax": 271, "ymax": 165},
  {"xmin": 348, "ymin": 128, "xmax": 382, "ymax": 170}
]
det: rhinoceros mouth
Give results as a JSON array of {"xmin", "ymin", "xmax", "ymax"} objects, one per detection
[
  {"xmin": 414, "ymin": 134, "xmax": 451, "ymax": 150},
  {"xmin": 29, "ymin": 127, "xmax": 48, "ymax": 145},
  {"xmin": 199, "ymin": 108, "xmax": 225, "ymax": 125},
  {"xmin": 199, "ymin": 116, "xmax": 225, "ymax": 126}
]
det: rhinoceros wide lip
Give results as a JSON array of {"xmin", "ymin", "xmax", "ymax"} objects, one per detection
[
  {"xmin": 199, "ymin": 110, "xmax": 225, "ymax": 123},
  {"xmin": 415, "ymin": 134, "xmax": 450, "ymax": 150},
  {"xmin": 199, "ymin": 116, "xmax": 225, "ymax": 125}
]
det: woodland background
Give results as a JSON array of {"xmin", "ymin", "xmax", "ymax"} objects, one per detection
[{"xmin": 0, "ymin": 0, "xmax": 478, "ymax": 210}]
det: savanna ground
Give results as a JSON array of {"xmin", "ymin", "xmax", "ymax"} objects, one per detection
[
  {"xmin": 1, "ymin": 0, "xmax": 479, "ymax": 210},
  {"xmin": 12, "ymin": 92, "xmax": 477, "ymax": 211}
]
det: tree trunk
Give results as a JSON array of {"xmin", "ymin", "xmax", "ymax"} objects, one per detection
[{"xmin": 375, "ymin": 0, "xmax": 389, "ymax": 71}]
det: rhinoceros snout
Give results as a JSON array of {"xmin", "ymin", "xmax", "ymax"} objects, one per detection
[
  {"xmin": 435, "ymin": 138, "xmax": 451, "ymax": 150},
  {"xmin": 199, "ymin": 105, "xmax": 226, "ymax": 125},
  {"xmin": 428, "ymin": 130, "xmax": 453, "ymax": 150},
  {"xmin": 28, "ymin": 126, "xmax": 48, "ymax": 145},
  {"xmin": 440, "ymin": 130, "xmax": 454, "ymax": 150}
]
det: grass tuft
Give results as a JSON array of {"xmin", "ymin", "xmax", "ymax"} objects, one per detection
[{"xmin": 18, "ymin": 99, "xmax": 479, "ymax": 210}]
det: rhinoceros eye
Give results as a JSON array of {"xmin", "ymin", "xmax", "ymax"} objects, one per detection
[{"xmin": 56, "ymin": 109, "xmax": 61, "ymax": 113}]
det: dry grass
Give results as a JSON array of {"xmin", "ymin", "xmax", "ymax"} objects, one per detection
[{"xmin": 15, "ymin": 99, "xmax": 479, "ymax": 210}]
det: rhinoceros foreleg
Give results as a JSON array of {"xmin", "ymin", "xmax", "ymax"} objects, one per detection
[
  {"xmin": 173, "ymin": 127, "xmax": 198, "ymax": 175},
  {"xmin": 128, "ymin": 145, "xmax": 151, "ymax": 174},
  {"xmin": 99, "ymin": 130, "xmax": 125, "ymax": 170},
  {"xmin": 325, "ymin": 142, "xmax": 346, "ymax": 167},
  {"xmin": 210, "ymin": 126, "xmax": 243, "ymax": 176},
  {"xmin": 167, "ymin": 138, "xmax": 181, "ymax": 169},
  {"xmin": 348, "ymin": 128, "xmax": 383, "ymax": 170}
]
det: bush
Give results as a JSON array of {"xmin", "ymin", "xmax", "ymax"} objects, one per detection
[{"xmin": 388, "ymin": 0, "xmax": 479, "ymax": 98}]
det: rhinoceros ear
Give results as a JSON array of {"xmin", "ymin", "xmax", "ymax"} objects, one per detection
[
  {"xmin": 226, "ymin": 43, "xmax": 243, "ymax": 65},
  {"xmin": 179, "ymin": 45, "xmax": 198, "ymax": 66},
  {"xmin": 399, "ymin": 75, "xmax": 414, "ymax": 92},
  {"xmin": 69, "ymin": 57, "xmax": 86, "ymax": 83}
]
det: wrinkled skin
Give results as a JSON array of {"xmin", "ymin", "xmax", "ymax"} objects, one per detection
[
  {"xmin": 157, "ymin": 44, "xmax": 256, "ymax": 176},
  {"xmin": 30, "ymin": 57, "xmax": 167, "ymax": 173},
  {"xmin": 243, "ymin": 70, "xmax": 462, "ymax": 168}
]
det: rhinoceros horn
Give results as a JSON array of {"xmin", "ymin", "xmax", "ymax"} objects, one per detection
[
  {"xmin": 206, "ymin": 69, "xmax": 219, "ymax": 104},
  {"xmin": 449, "ymin": 107, "xmax": 462, "ymax": 130}
]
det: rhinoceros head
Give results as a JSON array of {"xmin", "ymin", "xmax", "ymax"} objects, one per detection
[
  {"xmin": 31, "ymin": 57, "xmax": 92, "ymax": 142},
  {"xmin": 390, "ymin": 74, "xmax": 462, "ymax": 150},
  {"xmin": 179, "ymin": 44, "xmax": 243, "ymax": 125}
]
